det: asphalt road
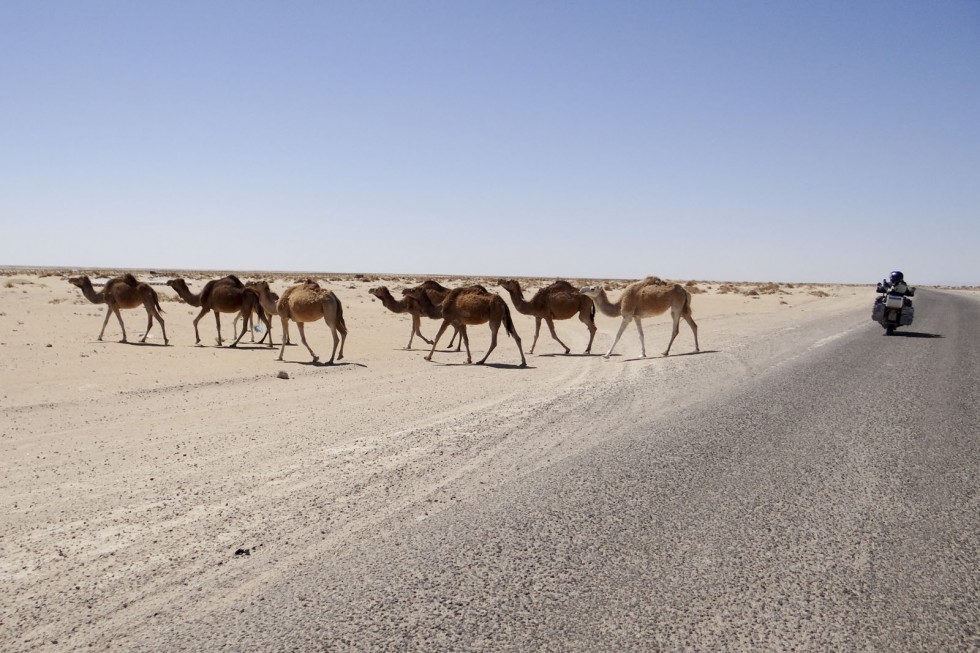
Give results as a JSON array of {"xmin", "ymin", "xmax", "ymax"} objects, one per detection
[{"xmin": 149, "ymin": 289, "xmax": 980, "ymax": 652}]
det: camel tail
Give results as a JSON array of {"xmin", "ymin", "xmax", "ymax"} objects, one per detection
[
  {"xmin": 682, "ymin": 287, "xmax": 693, "ymax": 317},
  {"xmin": 502, "ymin": 302, "xmax": 517, "ymax": 339},
  {"xmin": 150, "ymin": 287, "xmax": 165, "ymax": 314}
]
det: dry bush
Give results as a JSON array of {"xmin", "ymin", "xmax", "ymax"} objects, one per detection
[
  {"xmin": 755, "ymin": 283, "xmax": 781, "ymax": 295},
  {"xmin": 743, "ymin": 289, "xmax": 759, "ymax": 296},
  {"xmin": 158, "ymin": 292, "xmax": 182, "ymax": 303},
  {"xmin": 686, "ymin": 285, "xmax": 704, "ymax": 294},
  {"xmin": 49, "ymin": 298, "xmax": 65, "ymax": 304},
  {"xmin": 717, "ymin": 284, "xmax": 737, "ymax": 294},
  {"xmin": 809, "ymin": 290, "xmax": 829, "ymax": 298}
]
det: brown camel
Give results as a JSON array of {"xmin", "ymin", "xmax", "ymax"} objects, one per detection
[
  {"xmin": 368, "ymin": 286, "xmax": 434, "ymax": 349},
  {"xmin": 166, "ymin": 275, "xmax": 271, "ymax": 347},
  {"xmin": 276, "ymin": 279, "xmax": 347, "ymax": 364},
  {"xmin": 580, "ymin": 276, "xmax": 699, "ymax": 358},
  {"xmin": 497, "ymin": 279, "xmax": 597, "ymax": 354},
  {"xmin": 422, "ymin": 286, "xmax": 526, "ymax": 367},
  {"xmin": 69, "ymin": 274, "xmax": 169, "ymax": 345}
]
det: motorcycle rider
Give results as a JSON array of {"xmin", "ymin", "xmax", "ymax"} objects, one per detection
[{"xmin": 877, "ymin": 271, "xmax": 914, "ymax": 305}]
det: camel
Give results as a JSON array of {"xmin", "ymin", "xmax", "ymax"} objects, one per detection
[
  {"xmin": 276, "ymin": 279, "xmax": 347, "ymax": 364},
  {"xmin": 68, "ymin": 274, "xmax": 169, "ymax": 345},
  {"xmin": 166, "ymin": 275, "xmax": 271, "ymax": 347},
  {"xmin": 421, "ymin": 286, "xmax": 526, "ymax": 367},
  {"xmin": 497, "ymin": 279, "xmax": 597, "ymax": 354},
  {"xmin": 580, "ymin": 276, "xmax": 699, "ymax": 359},
  {"xmin": 368, "ymin": 286, "xmax": 434, "ymax": 349}
]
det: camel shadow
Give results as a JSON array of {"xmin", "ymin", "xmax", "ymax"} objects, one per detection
[
  {"xmin": 622, "ymin": 349, "xmax": 720, "ymax": 363},
  {"xmin": 888, "ymin": 331, "xmax": 943, "ymax": 339},
  {"xmin": 536, "ymin": 352, "xmax": 597, "ymax": 358},
  {"xmin": 287, "ymin": 360, "xmax": 366, "ymax": 368},
  {"xmin": 426, "ymin": 360, "xmax": 534, "ymax": 370},
  {"xmin": 106, "ymin": 340, "xmax": 170, "ymax": 347}
]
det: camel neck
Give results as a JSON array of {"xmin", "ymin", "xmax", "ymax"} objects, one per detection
[
  {"xmin": 378, "ymin": 291, "xmax": 407, "ymax": 313},
  {"xmin": 503, "ymin": 285, "xmax": 533, "ymax": 312},
  {"xmin": 593, "ymin": 289, "xmax": 622, "ymax": 317},
  {"xmin": 173, "ymin": 281, "xmax": 203, "ymax": 307},
  {"xmin": 79, "ymin": 280, "xmax": 106, "ymax": 305}
]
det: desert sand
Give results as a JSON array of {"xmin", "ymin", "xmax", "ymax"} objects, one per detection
[{"xmin": 1, "ymin": 268, "xmax": 872, "ymax": 650}]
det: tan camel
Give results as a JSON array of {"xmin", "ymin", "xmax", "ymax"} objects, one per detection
[
  {"xmin": 580, "ymin": 276, "xmax": 699, "ymax": 358},
  {"xmin": 276, "ymin": 279, "xmax": 347, "ymax": 364},
  {"xmin": 497, "ymin": 279, "xmax": 597, "ymax": 354},
  {"xmin": 166, "ymin": 275, "xmax": 271, "ymax": 347},
  {"xmin": 422, "ymin": 286, "xmax": 526, "ymax": 367},
  {"xmin": 368, "ymin": 286, "xmax": 434, "ymax": 349},
  {"xmin": 69, "ymin": 274, "xmax": 169, "ymax": 345}
]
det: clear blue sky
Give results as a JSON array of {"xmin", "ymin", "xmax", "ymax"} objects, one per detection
[{"xmin": 2, "ymin": 1, "xmax": 978, "ymax": 284}]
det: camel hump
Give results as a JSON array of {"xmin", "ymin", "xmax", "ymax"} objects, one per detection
[
  {"xmin": 544, "ymin": 279, "xmax": 576, "ymax": 293},
  {"xmin": 419, "ymin": 279, "xmax": 450, "ymax": 292},
  {"xmin": 121, "ymin": 273, "xmax": 139, "ymax": 286},
  {"xmin": 223, "ymin": 274, "xmax": 244, "ymax": 286}
]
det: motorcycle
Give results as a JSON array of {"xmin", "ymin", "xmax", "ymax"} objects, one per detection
[{"xmin": 872, "ymin": 282, "xmax": 915, "ymax": 335}]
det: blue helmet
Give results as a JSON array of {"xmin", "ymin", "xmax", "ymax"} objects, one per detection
[{"xmin": 890, "ymin": 271, "xmax": 904, "ymax": 284}]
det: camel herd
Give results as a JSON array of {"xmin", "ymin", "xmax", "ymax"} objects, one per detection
[{"xmin": 67, "ymin": 274, "xmax": 700, "ymax": 366}]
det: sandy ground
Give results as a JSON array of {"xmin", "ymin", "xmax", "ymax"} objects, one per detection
[{"xmin": 1, "ymin": 269, "xmax": 889, "ymax": 651}]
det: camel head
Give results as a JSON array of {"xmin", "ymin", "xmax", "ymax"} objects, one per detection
[
  {"xmin": 579, "ymin": 285, "xmax": 603, "ymax": 299},
  {"xmin": 165, "ymin": 278, "xmax": 185, "ymax": 290},
  {"xmin": 368, "ymin": 286, "xmax": 388, "ymax": 300},
  {"xmin": 67, "ymin": 275, "xmax": 89, "ymax": 289},
  {"xmin": 497, "ymin": 279, "xmax": 520, "ymax": 293},
  {"xmin": 246, "ymin": 280, "xmax": 271, "ymax": 293}
]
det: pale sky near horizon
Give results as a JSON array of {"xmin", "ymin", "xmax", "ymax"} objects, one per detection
[{"xmin": 2, "ymin": 1, "xmax": 978, "ymax": 284}]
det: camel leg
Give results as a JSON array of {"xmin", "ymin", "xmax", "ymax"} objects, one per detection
[
  {"xmin": 97, "ymin": 306, "xmax": 114, "ymax": 341},
  {"xmin": 580, "ymin": 307, "xmax": 597, "ymax": 354},
  {"xmin": 414, "ymin": 314, "xmax": 432, "ymax": 347},
  {"xmin": 605, "ymin": 316, "xmax": 632, "ymax": 358},
  {"xmin": 112, "ymin": 306, "xmax": 128, "ymax": 343},
  {"xmin": 663, "ymin": 311, "xmax": 682, "ymax": 356},
  {"xmin": 448, "ymin": 326, "xmax": 463, "ymax": 351},
  {"xmin": 261, "ymin": 311, "xmax": 274, "ymax": 348},
  {"xmin": 141, "ymin": 309, "xmax": 154, "ymax": 343},
  {"xmin": 191, "ymin": 308, "xmax": 209, "ymax": 345},
  {"xmin": 277, "ymin": 316, "xmax": 290, "ymax": 361},
  {"xmin": 425, "ymin": 320, "xmax": 452, "ymax": 361},
  {"xmin": 145, "ymin": 304, "xmax": 168, "ymax": 345},
  {"xmin": 214, "ymin": 312, "xmax": 224, "ymax": 346},
  {"xmin": 528, "ymin": 317, "xmax": 542, "ymax": 354},
  {"xmin": 296, "ymin": 322, "xmax": 318, "ymax": 362},
  {"xmin": 323, "ymin": 317, "xmax": 339, "ymax": 364},
  {"xmin": 157, "ymin": 310, "xmax": 169, "ymax": 346},
  {"xmin": 461, "ymin": 324, "xmax": 474, "ymax": 364},
  {"xmin": 634, "ymin": 316, "xmax": 646, "ymax": 357},
  {"xmin": 476, "ymin": 321, "xmax": 500, "ymax": 365},
  {"xmin": 545, "ymin": 318, "xmax": 570, "ymax": 354},
  {"xmin": 229, "ymin": 310, "xmax": 252, "ymax": 347},
  {"xmin": 684, "ymin": 313, "xmax": 700, "ymax": 353},
  {"xmin": 512, "ymin": 325, "xmax": 527, "ymax": 367}
]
